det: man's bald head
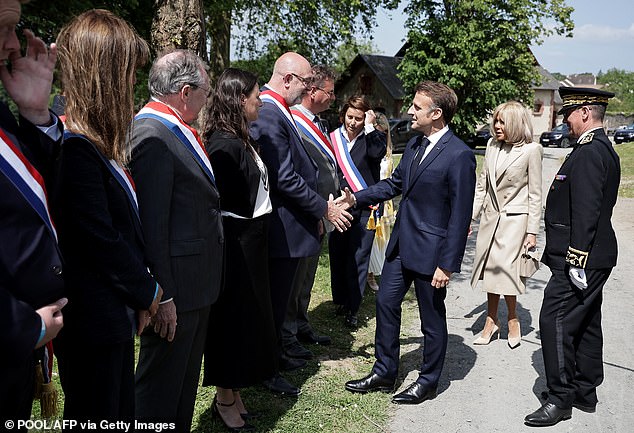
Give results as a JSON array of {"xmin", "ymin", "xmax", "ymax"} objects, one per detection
[{"xmin": 267, "ymin": 51, "xmax": 312, "ymax": 106}]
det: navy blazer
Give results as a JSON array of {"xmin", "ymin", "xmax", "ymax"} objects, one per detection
[
  {"xmin": 355, "ymin": 131, "xmax": 476, "ymax": 275},
  {"xmin": 251, "ymin": 91, "xmax": 327, "ymax": 258},
  {"xmin": 54, "ymin": 136, "xmax": 156, "ymax": 344},
  {"xmin": 0, "ymin": 103, "xmax": 64, "ymax": 367}
]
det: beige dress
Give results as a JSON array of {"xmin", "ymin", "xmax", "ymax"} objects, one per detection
[{"xmin": 470, "ymin": 139, "xmax": 543, "ymax": 295}]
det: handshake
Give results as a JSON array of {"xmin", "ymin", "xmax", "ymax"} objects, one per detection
[{"xmin": 325, "ymin": 188, "xmax": 357, "ymax": 232}]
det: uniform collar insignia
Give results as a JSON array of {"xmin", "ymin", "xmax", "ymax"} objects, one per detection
[{"xmin": 578, "ymin": 132, "xmax": 594, "ymax": 145}]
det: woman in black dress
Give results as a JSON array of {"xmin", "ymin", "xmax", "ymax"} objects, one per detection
[{"xmin": 203, "ymin": 68, "xmax": 277, "ymax": 431}]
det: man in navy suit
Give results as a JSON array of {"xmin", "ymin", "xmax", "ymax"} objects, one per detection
[
  {"xmin": 0, "ymin": 0, "xmax": 67, "ymax": 426},
  {"xmin": 251, "ymin": 52, "xmax": 351, "ymax": 396},
  {"xmin": 339, "ymin": 81, "xmax": 476, "ymax": 404}
]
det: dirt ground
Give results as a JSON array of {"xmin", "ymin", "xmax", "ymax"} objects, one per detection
[{"xmin": 388, "ymin": 146, "xmax": 634, "ymax": 433}]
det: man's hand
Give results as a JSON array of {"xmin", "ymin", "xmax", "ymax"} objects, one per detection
[
  {"xmin": 35, "ymin": 297, "xmax": 68, "ymax": 348},
  {"xmin": 568, "ymin": 266, "xmax": 588, "ymax": 290},
  {"xmin": 326, "ymin": 193, "xmax": 352, "ymax": 232},
  {"xmin": 148, "ymin": 285, "xmax": 163, "ymax": 317},
  {"xmin": 334, "ymin": 187, "xmax": 355, "ymax": 210},
  {"xmin": 152, "ymin": 299, "xmax": 177, "ymax": 342},
  {"xmin": 431, "ymin": 267, "xmax": 451, "ymax": 289},
  {"xmin": 137, "ymin": 310, "xmax": 151, "ymax": 336},
  {"xmin": 0, "ymin": 30, "xmax": 57, "ymax": 125}
]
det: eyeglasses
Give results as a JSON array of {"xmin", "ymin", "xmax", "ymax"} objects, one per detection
[
  {"xmin": 190, "ymin": 83, "xmax": 211, "ymax": 97},
  {"xmin": 315, "ymin": 87, "xmax": 335, "ymax": 98},
  {"xmin": 290, "ymin": 73, "xmax": 311, "ymax": 88}
]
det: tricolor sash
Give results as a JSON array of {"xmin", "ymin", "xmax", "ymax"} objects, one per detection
[
  {"xmin": 0, "ymin": 128, "xmax": 58, "ymax": 241},
  {"xmin": 135, "ymin": 101, "xmax": 215, "ymax": 185},
  {"xmin": 260, "ymin": 90, "xmax": 302, "ymax": 141},
  {"xmin": 331, "ymin": 126, "xmax": 367, "ymax": 192},
  {"xmin": 64, "ymin": 132, "xmax": 140, "ymax": 223},
  {"xmin": 291, "ymin": 109, "xmax": 336, "ymax": 166}
]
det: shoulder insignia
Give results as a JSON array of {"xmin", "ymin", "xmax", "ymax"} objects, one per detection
[
  {"xmin": 566, "ymin": 246, "xmax": 588, "ymax": 268},
  {"xmin": 578, "ymin": 132, "xmax": 594, "ymax": 145}
]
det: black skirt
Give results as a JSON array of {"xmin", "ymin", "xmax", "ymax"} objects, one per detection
[{"xmin": 203, "ymin": 214, "xmax": 278, "ymax": 388}]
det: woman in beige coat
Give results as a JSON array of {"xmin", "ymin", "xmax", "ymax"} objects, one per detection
[{"xmin": 471, "ymin": 101, "xmax": 543, "ymax": 349}]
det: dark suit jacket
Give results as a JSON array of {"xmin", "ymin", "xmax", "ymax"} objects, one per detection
[
  {"xmin": 0, "ymin": 103, "xmax": 64, "ymax": 366},
  {"xmin": 335, "ymin": 129, "xmax": 386, "ymax": 219},
  {"xmin": 355, "ymin": 131, "xmax": 476, "ymax": 275},
  {"xmin": 251, "ymin": 89, "xmax": 327, "ymax": 258},
  {"xmin": 54, "ymin": 135, "xmax": 155, "ymax": 343},
  {"xmin": 543, "ymin": 128, "xmax": 620, "ymax": 270},
  {"xmin": 205, "ymin": 131, "xmax": 262, "ymax": 217},
  {"xmin": 130, "ymin": 117, "xmax": 224, "ymax": 313}
]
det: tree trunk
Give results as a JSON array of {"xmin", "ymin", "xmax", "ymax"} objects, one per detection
[
  {"xmin": 207, "ymin": 8, "xmax": 231, "ymax": 85},
  {"xmin": 151, "ymin": 0, "xmax": 206, "ymax": 60}
]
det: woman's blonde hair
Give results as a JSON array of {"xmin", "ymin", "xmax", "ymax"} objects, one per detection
[
  {"xmin": 57, "ymin": 9, "xmax": 149, "ymax": 164},
  {"xmin": 489, "ymin": 101, "xmax": 533, "ymax": 145},
  {"xmin": 374, "ymin": 112, "xmax": 392, "ymax": 157}
]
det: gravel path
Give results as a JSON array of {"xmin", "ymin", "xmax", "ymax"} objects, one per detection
[{"xmin": 388, "ymin": 146, "xmax": 634, "ymax": 433}]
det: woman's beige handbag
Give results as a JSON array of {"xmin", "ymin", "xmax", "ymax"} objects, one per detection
[{"xmin": 520, "ymin": 246, "xmax": 540, "ymax": 278}]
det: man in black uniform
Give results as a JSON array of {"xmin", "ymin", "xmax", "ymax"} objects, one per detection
[{"xmin": 525, "ymin": 87, "xmax": 619, "ymax": 427}]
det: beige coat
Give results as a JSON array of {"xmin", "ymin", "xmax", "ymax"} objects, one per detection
[{"xmin": 470, "ymin": 139, "xmax": 543, "ymax": 294}]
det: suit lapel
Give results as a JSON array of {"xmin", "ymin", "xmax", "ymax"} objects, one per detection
[
  {"xmin": 495, "ymin": 145, "xmax": 523, "ymax": 182},
  {"xmin": 406, "ymin": 133, "xmax": 449, "ymax": 193}
]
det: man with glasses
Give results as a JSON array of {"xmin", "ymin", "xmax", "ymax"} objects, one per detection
[
  {"xmin": 130, "ymin": 49, "xmax": 223, "ymax": 432},
  {"xmin": 525, "ymin": 87, "xmax": 619, "ymax": 427},
  {"xmin": 282, "ymin": 65, "xmax": 340, "ymax": 360},
  {"xmin": 251, "ymin": 53, "xmax": 352, "ymax": 396}
]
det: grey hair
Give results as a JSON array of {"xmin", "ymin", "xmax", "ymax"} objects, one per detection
[{"xmin": 148, "ymin": 49, "xmax": 208, "ymax": 97}]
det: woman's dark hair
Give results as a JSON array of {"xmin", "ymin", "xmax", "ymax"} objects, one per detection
[
  {"xmin": 204, "ymin": 68, "xmax": 258, "ymax": 146},
  {"xmin": 338, "ymin": 95, "xmax": 370, "ymax": 122}
]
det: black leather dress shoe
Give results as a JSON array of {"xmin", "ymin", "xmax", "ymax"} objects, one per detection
[
  {"xmin": 298, "ymin": 331, "xmax": 332, "ymax": 346},
  {"xmin": 572, "ymin": 401, "xmax": 596, "ymax": 413},
  {"xmin": 524, "ymin": 402, "xmax": 572, "ymax": 426},
  {"xmin": 263, "ymin": 374, "xmax": 301, "ymax": 396},
  {"xmin": 279, "ymin": 355, "xmax": 307, "ymax": 371},
  {"xmin": 391, "ymin": 382, "xmax": 437, "ymax": 404},
  {"xmin": 344, "ymin": 313, "xmax": 358, "ymax": 329},
  {"xmin": 284, "ymin": 342, "xmax": 313, "ymax": 360},
  {"xmin": 345, "ymin": 373, "xmax": 395, "ymax": 393}
]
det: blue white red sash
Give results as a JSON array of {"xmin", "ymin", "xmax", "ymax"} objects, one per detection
[
  {"xmin": 0, "ymin": 128, "xmax": 58, "ymax": 241},
  {"xmin": 291, "ymin": 109, "xmax": 336, "ymax": 166},
  {"xmin": 260, "ymin": 90, "xmax": 302, "ymax": 141},
  {"xmin": 64, "ymin": 132, "xmax": 140, "ymax": 222},
  {"xmin": 135, "ymin": 101, "xmax": 215, "ymax": 185},
  {"xmin": 331, "ymin": 126, "xmax": 367, "ymax": 192}
]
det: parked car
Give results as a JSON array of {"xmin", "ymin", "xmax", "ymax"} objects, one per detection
[
  {"xmin": 540, "ymin": 123, "xmax": 571, "ymax": 148},
  {"xmin": 614, "ymin": 123, "xmax": 634, "ymax": 144},
  {"xmin": 389, "ymin": 118, "xmax": 421, "ymax": 153},
  {"xmin": 464, "ymin": 127, "xmax": 492, "ymax": 149}
]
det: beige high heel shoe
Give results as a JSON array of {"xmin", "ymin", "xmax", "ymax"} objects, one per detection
[
  {"xmin": 508, "ymin": 319, "xmax": 521, "ymax": 349},
  {"xmin": 473, "ymin": 321, "xmax": 500, "ymax": 345}
]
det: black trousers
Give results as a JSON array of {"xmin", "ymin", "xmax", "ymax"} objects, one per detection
[
  {"xmin": 329, "ymin": 214, "xmax": 376, "ymax": 315},
  {"xmin": 56, "ymin": 337, "xmax": 135, "ymax": 431},
  {"xmin": 0, "ymin": 354, "xmax": 35, "ymax": 433},
  {"xmin": 539, "ymin": 267, "xmax": 611, "ymax": 409}
]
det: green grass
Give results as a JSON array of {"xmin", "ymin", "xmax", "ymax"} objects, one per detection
[
  {"xmin": 615, "ymin": 141, "xmax": 634, "ymax": 197},
  {"xmin": 31, "ymin": 232, "xmax": 418, "ymax": 433}
]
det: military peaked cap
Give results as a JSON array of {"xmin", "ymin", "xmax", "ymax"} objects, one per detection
[{"xmin": 558, "ymin": 86, "xmax": 615, "ymax": 115}]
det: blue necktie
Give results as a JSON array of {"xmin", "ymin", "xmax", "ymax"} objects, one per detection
[{"xmin": 409, "ymin": 137, "xmax": 430, "ymax": 184}]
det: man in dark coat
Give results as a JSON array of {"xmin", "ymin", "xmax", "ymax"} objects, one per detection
[
  {"xmin": 0, "ymin": 0, "xmax": 66, "ymax": 426},
  {"xmin": 525, "ymin": 87, "xmax": 620, "ymax": 427}
]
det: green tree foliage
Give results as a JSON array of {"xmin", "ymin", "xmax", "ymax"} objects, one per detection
[
  {"xmin": 398, "ymin": 0, "xmax": 573, "ymax": 137},
  {"xmin": 598, "ymin": 69, "xmax": 634, "ymax": 114},
  {"xmin": 204, "ymin": 0, "xmax": 399, "ymax": 79}
]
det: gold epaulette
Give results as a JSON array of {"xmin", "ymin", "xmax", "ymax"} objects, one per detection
[
  {"xmin": 566, "ymin": 246, "xmax": 588, "ymax": 268},
  {"xmin": 578, "ymin": 132, "xmax": 594, "ymax": 145}
]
